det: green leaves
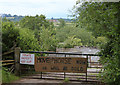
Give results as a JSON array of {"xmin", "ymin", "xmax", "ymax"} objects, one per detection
[
  {"xmin": 73, "ymin": 1, "xmax": 119, "ymax": 84},
  {"xmin": 56, "ymin": 25, "xmax": 101, "ymax": 48},
  {"xmin": 63, "ymin": 36, "xmax": 82, "ymax": 48},
  {"xmin": 73, "ymin": 2, "xmax": 118, "ymax": 38},
  {"xmin": 19, "ymin": 14, "xmax": 52, "ymax": 30},
  {"xmin": 2, "ymin": 21, "xmax": 19, "ymax": 52},
  {"xmin": 38, "ymin": 26, "xmax": 57, "ymax": 51},
  {"xmin": 17, "ymin": 28, "xmax": 40, "ymax": 51},
  {"xmin": 2, "ymin": 14, "xmax": 56, "ymax": 52},
  {"xmin": 58, "ymin": 19, "xmax": 66, "ymax": 28},
  {"xmin": 2, "ymin": 67, "xmax": 19, "ymax": 83}
]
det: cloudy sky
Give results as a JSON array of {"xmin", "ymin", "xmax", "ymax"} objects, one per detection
[{"xmin": 0, "ymin": 0, "xmax": 77, "ymax": 18}]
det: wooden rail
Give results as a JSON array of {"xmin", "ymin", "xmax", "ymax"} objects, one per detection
[
  {"xmin": 2, "ymin": 50, "xmax": 14, "ymax": 66},
  {"xmin": 2, "ymin": 63, "xmax": 14, "ymax": 66},
  {"xmin": 0, "ymin": 60, "xmax": 15, "ymax": 62},
  {"xmin": 2, "ymin": 50, "xmax": 14, "ymax": 56},
  {"xmin": 1, "ymin": 60, "xmax": 15, "ymax": 66}
]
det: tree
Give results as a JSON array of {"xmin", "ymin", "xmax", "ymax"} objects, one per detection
[
  {"xmin": 73, "ymin": 1, "xmax": 120, "ymax": 84},
  {"xmin": 19, "ymin": 14, "xmax": 55, "ymax": 44},
  {"xmin": 59, "ymin": 35, "xmax": 82, "ymax": 48},
  {"xmin": 17, "ymin": 28, "xmax": 40, "ymax": 51},
  {"xmin": 38, "ymin": 26, "xmax": 57, "ymax": 51},
  {"xmin": 58, "ymin": 19, "xmax": 66, "ymax": 28},
  {"xmin": 56, "ymin": 25, "xmax": 97, "ymax": 47},
  {"xmin": 19, "ymin": 14, "xmax": 53, "ymax": 30},
  {"xmin": 95, "ymin": 36, "xmax": 107, "ymax": 48},
  {"xmin": 2, "ymin": 20, "xmax": 19, "ymax": 52},
  {"xmin": 2, "ymin": 18, "xmax": 41, "ymax": 52},
  {"xmin": 19, "ymin": 14, "xmax": 56, "ymax": 51}
]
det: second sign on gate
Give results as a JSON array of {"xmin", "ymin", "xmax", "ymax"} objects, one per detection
[{"xmin": 35, "ymin": 57, "xmax": 87, "ymax": 73}]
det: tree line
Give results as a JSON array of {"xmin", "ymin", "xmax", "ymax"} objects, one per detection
[{"xmin": 2, "ymin": 14, "xmax": 107, "ymax": 52}]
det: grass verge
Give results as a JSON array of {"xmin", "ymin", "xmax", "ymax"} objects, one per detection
[{"xmin": 2, "ymin": 67, "xmax": 20, "ymax": 83}]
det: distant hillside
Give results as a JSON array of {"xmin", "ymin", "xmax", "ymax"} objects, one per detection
[
  {"xmin": 1, "ymin": 14, "xmax": 74, "ymax": 22},
  {"xmin": 48, "ymin": 18, "xmax": 74, "ymax": 22},
  {"xmin": 1, "ymin": 14, "xmax": 24, "ymax": 22}
]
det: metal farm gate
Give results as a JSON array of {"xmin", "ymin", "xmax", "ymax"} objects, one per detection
[
  {"xmin": 3, "ymin": 47, "xmax": 103, "ymax": 83},
  {"xmin": 12, "ymin": 47, "xmax": 103, "ymax": 83}
]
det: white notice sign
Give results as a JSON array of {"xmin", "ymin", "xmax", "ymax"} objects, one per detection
[{"xmin": 20, "ymin": 53, "xmax": 35, "ymax": 65}]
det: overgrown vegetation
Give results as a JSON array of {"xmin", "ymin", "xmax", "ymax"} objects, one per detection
[
  {"xmin": 2, "ymin": 15, "xmax": 57, "ymax": 52},
  {"xmin": 73, "ymin": 1, "xmax": 120, "ymax": 85},
  {"xmin": 2, "ymin": 68, "xmax": 19, "ymax": 83},
  {"xmin": 2, "ymin": 14, "xmax": 106, "ymax": 53},
  {"xmin": 56, "ymin": 25, "xmax": 107, "ymax": 48},
  {"xmin": 64, "ymin": 78, "xmax": 69, "ymax": 82}
]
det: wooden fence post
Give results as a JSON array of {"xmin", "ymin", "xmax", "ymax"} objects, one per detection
[
  {"xmin": 86, "ymin": 55, "xmax": 88, "ymax": 82},
  {"xmin": 64, "ymin": 54, "xmax": 66, "ymax": 80},
  {"xmin": 14, "ymin": 47, "xmax": 21, "ymax": 76}
]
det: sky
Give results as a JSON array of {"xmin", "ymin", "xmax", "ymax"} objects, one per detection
[{"xmin": 0, "ymin": 0, "xmax": 77, "ymax": 18}]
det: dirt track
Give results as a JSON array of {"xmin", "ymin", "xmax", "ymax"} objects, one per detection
[
  {"xmin": 6, "ymin": 78, "xmax": 105, "ymax": 85},
  {"xmin": 2, "ymin": 68, "xmax": 104, "ymax": 85}
]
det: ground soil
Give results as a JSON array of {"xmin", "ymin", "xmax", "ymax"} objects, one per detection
[{"xmin": 1, "ymin": 78, "xmax": 106, "ymax": 85}]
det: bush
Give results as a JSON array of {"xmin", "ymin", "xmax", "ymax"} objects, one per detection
[
  {"xmin": 2, "ymin": 68, "xmax": 19, "ymax": 83},
  {"xmin": 58, "ymin": 36, "xmax": 82, "ymax": 48},
  {"xmin": 2, "ymin": 21, "xmax": 19, "ymax": 52},
  {"xmin": 64, "ymin": 78, "xmax": 69, "ymax": 82},
  {"xmin": 17, "ymin": 28, "xmax": 40, "ymax": 51}
]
